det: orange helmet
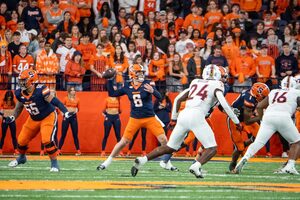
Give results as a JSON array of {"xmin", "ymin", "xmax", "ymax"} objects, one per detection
[
  {"xmin": 250, "ymin": 82, "xmax": 270, "ymax": 101},
  {"xmin": 129, "ymin": 64, "xmax": 145, "ymax": 82},
  {"xmin": 18, "ymin": 69, "xmax": 38, "ymax": 90}
]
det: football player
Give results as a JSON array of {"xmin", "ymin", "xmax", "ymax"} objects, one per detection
[
  {"xmin": 7, "ymin": 69, "xmax": 73, "ymax": 172},
  {"xmin": 97, "ymin": 64, "xmax": 172, "ymax": 170},
  {"xmin": 234, "ymin": 76, "xmax": 300, "ymax": 174},
  {"xmin": 131, "ymin": 64, "xmax": 242, "ymax": 178},
  {"xmin": 227, "ymin": 82, "xmax": 270, "ymax": 172}
]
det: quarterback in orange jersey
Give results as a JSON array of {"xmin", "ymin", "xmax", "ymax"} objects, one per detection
[
  {"xmin": 97, "ymin": 64, "xmax": 174, "ymax": 170},
  {"xmin": 7, "ymin": 69, "xmax": 74, "ymax": 172}
]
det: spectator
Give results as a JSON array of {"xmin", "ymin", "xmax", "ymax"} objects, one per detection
[
  {"xmin": 191, "ymin": 29, "xmax": 205, "ymax": 49},
  {"xmin": 4, "ymin": 29, "xmax": 13, "ymax": 44},
  {"xmin": 139, "ymin": 0, "xmax": 160, "ymax": 16},
  {"xmin": 112, "ymin": 32, "xmax": 128, "ymax": 54},
  {"xmin": 46, "ymin": 0, "xmax": 64, "ymax": 35},
  {"xmin": 93, "ymin": 0, "xmax": 113, "ymax": 19},
  {"xmin": 125, "ymin": 41, "xmax": 141, "ymax": 65},
  {"xmin": 118, "ymin": 0, "xmax": 138, "ymax": 14},
  {"xmin": 256, "ymin": 44, "xmax": 276, "ymax": 85},
  {"xmin": 276, "ymin": 42, "xmax": 299, "ymax": 79},
  {"xmin": 101, "ymin": 96, "xmax": 122, "ymax": 156},
  {"xmin": 27, "ymin": 29, "xmax": 39, "ymax": 56},
  {"xmin": 35, "ymin": 40, "xmax": 59, "ymax": 90},
  {"xmin": 8, "ymin": 31, "xmax": 22, "ymax": 59},
  {"xmin": 64, "ymin": 50, "xmax": 86, "ymax": 91},
  {"xmin": 153, "ymin": 28, "xmax": 170, "ymax": 54},
  {"xmin": 206, "ymin": 45, "xmax": 229, "ymax": 70},
  {"xmin": 167, "ymin": 53, "xmax": 187, "ymax": 92},
  {"xmin": 115, "ymin": 7, "xmax": 127, "ymax": 29},
  {"xmin": 239, "ymin": 0, "xmax": 262, "ymax": 19},
  {"xmin": 148, "ymin": 51, "xmax": 166, "ymax": 91},
  {"xmin": 6, "ymin": 10, "xmax": 19, "ymax": 33},
  {"xmin": 262, "ymin": 28, "xmax": 282, "ymax": 59},
  {"xmin": 17, "ymin": 0, "xmax": 28, "ymax": 17},
  {"xmin": 183, "ymin": 5, "xmax": 205, "ymax": 36},
  {"xmin": 0, "ymin": 3, "xmax": 11, "ymax": 21},
  {"xmin": 182, "ymin": 42, "xmax": 194, "ymax": 68},
  {"xmin": 21, "ymin": 0, "xmax": 43, "ymax": 31},
  {"xmin": 252, "ymin": 21, "xmax": 266, "ymax": 46},
  {"xmin": 199, "ymin": 38, "xmax": 213, "ymax": 62},
  {"xmin": 57, "ymin": 11, "xmax": 74, "ymax": 34},
  {"xmin": 280, "ymin": 25, "xmax": 299, "ymax": 55},
  {"xmin": 134, "ymin": 28, "xmax": 148, "ymax": 58},
  {"xmin": 232, "ymin": 28, "xmax": 246, "ymax": 47},
  {"xmin": 109, "ymin": 45, "xmax": 128, "ymax": 88},
  {"xmin": 70, "ymin": 25, "xmax": 82, "ymax": 46},
  {"xmin": 224, "ymin": 3, "xmax": 240, "ymax": 28},
  {"xmin": 187, "ymin": 47, "xmax": 204, "ymax": 83},
  {"xmin": 135, "ymin": 11, "xmax": 150, "ymax": 40},
  {"xmin": 16, "ymin": 20, "xmax": 30, "ymax": 45},
  {"xmin": 0, "ymin": 90, "xmax": 17, "ymax": 155},
  {"xmin": 78, "ymin": 17, "xmax": 94, "ymax": 36},
  {"xmin": 204, "ymin": 0, "xmax": 223, "ymax": 33},
  {"xmin": 12, "ymin": 44, "xmax": 34, "ymax": 74},
  {"xmin": 58, "ymin": 86, "xmax": 81, "ymax": 156},
  {"xmin": 0, "ymin": 41, "xmax": 12, "ymax": 90},
  {"xmin": 175, "ymin": 28, "xmax": 195, "ymax": 57},
  {"xmin": 89, "ymin": 43, "xmax": 109, "ymax": 91},
  {"xmin": 59, "ymin": 0, "xmax": 80, "ymax": 24},
  {"xmin": 77, "ymin": 0, "xmax": 92, "ymax": 19},
  {"xmin": 248, "ymin": 36, "xmax": 260, "ymax": 59},
  {"xmin": 221, "ymin": 33, "xmax": 239, "ymax": 67},
  {"xmin": 230, "ymin": 46, "xmax": 256, "ymax": 92},
  {"xmin": 89, "ymin": 26, "xmax": 99, "ymax": 42},
  {"xmin": 56, "ymin": 35, "xmax": 76, "ymax": 89},
  {"xmin": 95, "ymin": 2, "xmax": 116, "ymax": 35},
  {"xmin": 76, "ymin": 34, "xmax": 96, "ymax": 71}
]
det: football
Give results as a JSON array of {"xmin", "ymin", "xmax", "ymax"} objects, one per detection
[{"xmin": 102, "ymin": 68, "xmax": 116, "ymax": 79}]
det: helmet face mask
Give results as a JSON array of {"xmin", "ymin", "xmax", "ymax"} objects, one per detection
[
  {"xmin": 129, "ymin": 64, "xmax": 145, "ymax": 83},
  {"xmin": 18, "ymin": 69, "xmax": 38, "ymax": 91},
  {"xmin": 18, "ymin": 78, "xmax": 29, "ymax": 90},
  {"xmin": 135, "ymin": 71, "xmax": 145, "ymax": 82}
]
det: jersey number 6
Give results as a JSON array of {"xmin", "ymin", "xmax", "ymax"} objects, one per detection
[{"xmin": 133, "ymin": 94, "xmax": 143, "ymax": 107}]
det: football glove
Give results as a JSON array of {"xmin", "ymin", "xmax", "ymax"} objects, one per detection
[
  {"xmin": 232, "ymin": 108, "xmax": 240, "ymax": 117},
  {"xmin": 167, "ymin": 120, "xmax": 177, "ymax": 130},
  {"xmin": 64, "ymin": 112, "xmax": 76, "ymax": 119},
  {"xmin": 4, "ymin": 116, "xmax": 15, "ymax": 124}
]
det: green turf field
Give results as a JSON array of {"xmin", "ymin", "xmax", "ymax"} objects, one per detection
[{"xmin": 0, "ymin": 156, "xmax": 299, "ymax": 200}]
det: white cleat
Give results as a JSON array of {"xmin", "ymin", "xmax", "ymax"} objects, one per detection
[
  {"xmin": 165, "ymin": 160, "xmax": 178, "ymax": 171},
  {"xmin": 275, "ymin": 166, "xmax": 299, "ymax": 175},
  {"xmin": 189, "ymin": 163, "xmax": 204, "ymax": 178},
  {"xmin": 50, "ymin": 167, "xmax": 60, "ymax": 172},
  {"xmin": 159, "ymin": 160, "xmax": 166, "ymax": 169},
  {"xmin": 233, "ymin": 158, "xmax": 247, "ymax": 174},
  {"xmin": 8, "ymin": 160, "xmax": 18, "ymax": 167}
]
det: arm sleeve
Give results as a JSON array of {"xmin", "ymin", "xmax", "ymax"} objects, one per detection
[
  {"xmin": 215, "ymin": 90, "xmax": 240, "ymax": 124},
  {"xmin": 107, "ymin": 79, "xmax": 126, "ymax": 97},
  {"xmin": 171, "ymin": 89, "xmax": 189, "ymax": 120},
  {"xmin": 152, "ymin": 86, "xmax": 162, "ymax": 99},
  {"xmin": 50, "ymin": 97, "xmax": 68, "ymax": 113}
]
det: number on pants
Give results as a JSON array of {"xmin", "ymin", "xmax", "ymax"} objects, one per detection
[
  {"xmin": 188, "ymin": 84, "xmax": 208, "ymax": 100},
  {"xmin": 24, "ymin": 103, "xmax": 40, "ymax": 115},
  {"xmin": 133, "ymin": 94, "xmax": 143, "ymax": 107},
  {"xmin": 272, "ymin": 92, "xmax": 287, "ymax": 103}
]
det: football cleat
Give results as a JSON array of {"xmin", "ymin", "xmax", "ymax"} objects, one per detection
[
  {"xmin": 131, "ymin": 158, "xmax": 144, "ymax": 177},
  {"xmin": 229, "ymin": 161, "xmax": 237, "ymax": 171},
  {"xmin": 189, "ymin": 164, "xmax": 204, "ymax": 178},
  {"xmin": 233, "ymin": 158, "xmax": 247, "ymax": 174},
  {"xmin": 165, "ymin": 160, "xmax": 178, "ymax": 171},
  {"xmin": 8, "ymin": 156, "xmax": 27, "ymax": 167},
  {"xmin": 50, "ymin": 167, "xmax": 60, "ymax": 172},
  {"xmin": 159, "ymin": 160, "xmax": 167, "ymax": 169},
  {"xmin": 275, "ymin": 166, "xmax": 299, "ymax": 175},
  {"xmin": 96, "ymin": 164, "xmax": 106, "ymax": 171},
  {"xmin": 281, "ymin": 152, "xmax": 288, "ymax": 158}
]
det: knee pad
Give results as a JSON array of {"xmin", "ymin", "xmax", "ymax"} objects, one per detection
[{"xmin": 44, "ymin": 141, "xmax": 58, "ymax": 157}]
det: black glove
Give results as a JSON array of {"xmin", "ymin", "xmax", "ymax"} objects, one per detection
[
  {"xmin": 167, "ymin": 120, "xmax": 177, "ymax": 130},
  {"xmin": 4, "ymin": 116, "xmax": 15, "ymax": 124}
]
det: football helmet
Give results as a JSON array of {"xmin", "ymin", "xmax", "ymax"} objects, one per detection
[
  {"xmin": 129, "ymin": 64, "xmax": 146, "ymax": 82},
  {"xmin": 280, "ymin": 76, "xmax": 297, "ymax": 89},
  {"xmin": 18, "ymin": 69, "xmax": 38, "ymax": 90},
  {"xmin": 202, "ymin": 64, "xmax": 222, "ymax": 81},
  {"xmin": 250, "ymin": 82, "xmax": 270, "ymax": 101},
  {"xmin": 293, "ymin": 74, "xmax": 300, "ymax": 89}
]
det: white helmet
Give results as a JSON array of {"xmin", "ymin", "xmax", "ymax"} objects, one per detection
[
  {"xmin": 202, "ymin": 64, "xmax": 222, "ymax": 81},
  {"xmin": 294, "ymin": 74, "xmax": 300, "ymax": 89},
  {"xmin": 281, "ymin": 76, "xmax": 297, "ymax": 89}
]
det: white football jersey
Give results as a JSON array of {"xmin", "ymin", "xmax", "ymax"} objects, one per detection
[
  {"xmin": 185, "ymin": 79, "xmax": 224, "ymax": 115},
  {"xmin": 265, "ymin": 88, "xmax": 300, "ymax": 116}
]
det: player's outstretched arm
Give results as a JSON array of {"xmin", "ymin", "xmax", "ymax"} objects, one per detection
[
  {"xmin": 144, "ymin": 83, "xmax": 161, "ymax": 99},
  {"xmin": 171, "ymin": 89, "xmax": 189, "ymax": 121},
  {"xmin": 45, "ymin": 94, "xmax": 74, "ymax": 118},
  {"xmin": 107, "ymin": 79, "xmax": 125, "ymax": 97},
  {"xmin": 215, "ymin": 89, "xmax": 241, "ymax": 126},
  {"xmin": 256, "ymin": 96, "xmax": 269, "ymax": 121}
]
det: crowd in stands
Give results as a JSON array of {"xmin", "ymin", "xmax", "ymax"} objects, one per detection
[{"xmin": 0, "ymin": 0, "xmax": 298, "ymax": 92}]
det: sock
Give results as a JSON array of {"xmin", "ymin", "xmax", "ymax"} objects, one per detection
[
  {"xmin": 161, "ymin": 154, "xmax": 172, "ymax": 163},
  {"xmin": 243, "ymin": 141, "xmax": 264, "ymax": 160},
  {"xmin": 51, "ymin": 159, "xmax": 59, "ymax": 168},
  {"xmin": 102, "ymin": 156, "xmax": 113, "ymax": 167},
  {"xmin": 286, "ymin": 160, "xmax": 296, "ymax": 168},
  {"xmin": 139, "ymin": 156, "xmax": 148, "ymax": 165},
  {"xmin": 16, "ymin": 154, "xmax": 26, "ymax": 163}
]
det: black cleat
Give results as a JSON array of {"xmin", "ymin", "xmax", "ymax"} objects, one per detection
[
  {"xmin": 229, "ymin": 161, "xmax": 237, "ymax": 171},
  {"xmin": 96, "ymin": 165, "xmax": 105, "ymax": 171},
  {"xmin": 131, "ymin": 158, "xmax": 140, "ymax": 177}
]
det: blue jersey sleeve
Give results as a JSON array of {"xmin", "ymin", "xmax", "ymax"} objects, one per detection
[
  {"xmin": 148, "ymin": 80, "xmax": 161, "ymax": 99},
  {"xmin": 107, "ymin": 80, "xmax": 126, "ymax": 97}
]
